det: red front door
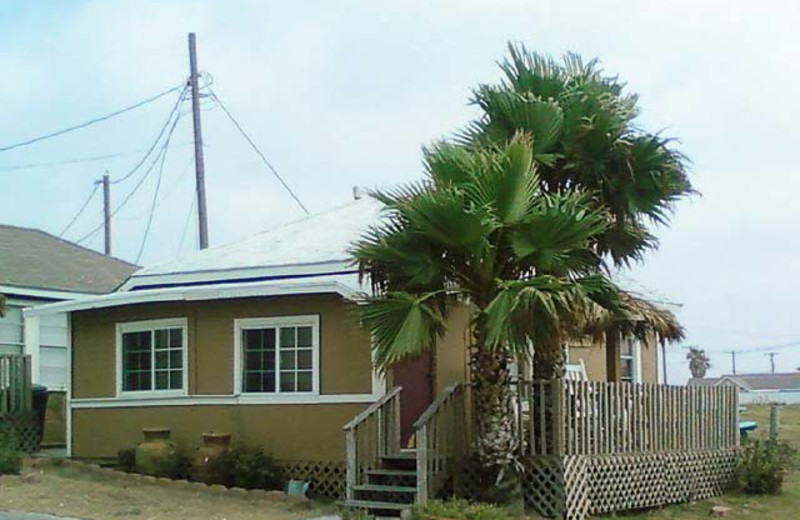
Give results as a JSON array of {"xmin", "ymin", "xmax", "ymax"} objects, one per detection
[{"xmin": 392, "ymin": 350, "xmax": 434, "ymax": 447}]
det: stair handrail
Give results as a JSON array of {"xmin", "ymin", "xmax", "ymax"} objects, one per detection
[
  {"xmin": 343, "ymin": 386, "xmax": 402, "ymax": 431},
  {"xmin": 414, "ymin": 382, "xmax": 468, "ymax": 504},
  {"xmin": 344, "ymin": 386, "xmax": 403, "ymax": 500}
]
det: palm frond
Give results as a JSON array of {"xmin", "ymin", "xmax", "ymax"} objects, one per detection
[{"xmin": 356, "ymin": 291, "xmax": 449, "ymax": 369}]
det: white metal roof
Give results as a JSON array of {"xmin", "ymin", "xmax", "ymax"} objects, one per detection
[
  {"xmin": 24, "ymin": 273, "xmax": 367, "ymax": 317},
  {"xmin": 122, "ymin": 198, "xmax": 383, "ymax": 290}
]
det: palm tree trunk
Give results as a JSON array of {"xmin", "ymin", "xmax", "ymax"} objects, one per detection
[
  {"xmin": 532, "ymin": 332, "xmax": 566, "ymax": 380},
  {"xmin": 469, "ymin": 339, "xmax": 522, "ymax": 507}
]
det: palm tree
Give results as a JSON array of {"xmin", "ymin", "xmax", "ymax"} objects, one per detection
[
  {"xmin": 687, "ymin": 347, "xmax": 711, "ymax": 379},
  {"xmin": 353, "ymin": 135, "xmax": 621, "ymax": 500},
  {"xmin": 459, "ymin": 44, "xmax": 693, "ymax": 376}
]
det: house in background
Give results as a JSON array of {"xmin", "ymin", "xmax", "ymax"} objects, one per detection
[
  {"xmin": 0, "ymin": 224, "xmax": 137, "ymax": 390},
  {"xmin": 689, "ymin": 372, "xmax": 800, "ymax": 404},
  {"xmin": 26, "ymin": 198, "xmax": 674, "ymax": 485}
]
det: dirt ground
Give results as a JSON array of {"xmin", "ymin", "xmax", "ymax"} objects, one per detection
[{"xmin": 0, "ymin": 462, "xmax": 335, "ymax": 520}]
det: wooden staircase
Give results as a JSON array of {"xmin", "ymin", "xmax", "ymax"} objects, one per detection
[
  {"xmin": 343, "ymin": 383, "xmax": 468, "ymax": 516},
  {"xmin": 341, "ymin": 452, "xmax": 418, "ymax": 514}
]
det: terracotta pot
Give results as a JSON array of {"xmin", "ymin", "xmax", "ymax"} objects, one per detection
[
  {"xmin": 191, "ymin": 431, "xmax": 232, "ymax": 483},
  {"xmin": 135, "ymin": 427, "xmax": 177, "ymax": 477}
]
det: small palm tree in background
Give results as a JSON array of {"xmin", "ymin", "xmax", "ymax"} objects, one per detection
[
  {"xmin": 353, "ymin": 135, "xmax": 620, "ymax": 500},
  {"xmin": 687, "ymin": 347, "xmax": 711, "ymax": 378}
]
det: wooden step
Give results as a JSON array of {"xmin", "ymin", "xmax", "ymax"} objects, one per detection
[
  {"xmin": 354, "ymin": 483, "xmax": 417, "ymax": 493},
  {"xmin": 341, "ymin": 499, "xmax": 411, "ymax": 511},
  {"xmin": 367, "ymin": 468, "xmax": 417, "ymax": 477}
]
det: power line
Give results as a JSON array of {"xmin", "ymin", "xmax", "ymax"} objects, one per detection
[
  {"xmin": 135, "ymin": 110, "xmax": 181, "ymax": 263},
  {"xmin": 75, "ymin": 110, "xmax": 185, "ymax": 245},
  {"xmin": 177, "ymin": 195, "xmax": 197, "ymax": 256},
  {"xmin": 59, "ymin": 182, "xmax": 100, "ymax": 237},
  {"xmin": 207, "ymin": 87, "xmax": 310, "ymax": 215},
  {"xmin": 0, "ymin": 84, "xmax": 184, "ymax": 153},
  {"xmin": 112, "ymin": 86, "xmax": 188, "ymax": 185}
]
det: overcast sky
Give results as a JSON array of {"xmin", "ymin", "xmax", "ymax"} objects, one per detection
[{"xmin": 1, "ymin": 0, "xmax": 798, "ymax": 383}]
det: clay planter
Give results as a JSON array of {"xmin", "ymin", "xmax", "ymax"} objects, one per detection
[
  {"xmin": 191, "ymin": 432, "xmax": 232, "ymax": 483},
  {"xmin": 135, "ymin": 427, "xmax": 178, "ymax": 477}
]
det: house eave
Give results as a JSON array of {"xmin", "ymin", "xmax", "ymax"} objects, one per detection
[
  {"xmin": 120, "ymin": 260, "xmax": 354, "ymax": 291},
  {"xmin": 24, "ymin": 276, "xmax": 364, "ymax": 318},
  {"xmin": 0, "ymin": 283, "xmax": 92, "ymax": 301}
]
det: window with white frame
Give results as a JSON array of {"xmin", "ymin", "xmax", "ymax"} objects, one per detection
[
  {"xmin": 118, "ymin": 318, "xmax": 187, "ymax": 394},
  {"xmin": 236, "ymin": 316, "xmax": 319, "ymax": 394},
  {"xmin": 620, "ymin": 337, "xmax": 641, "ymax": 383}
]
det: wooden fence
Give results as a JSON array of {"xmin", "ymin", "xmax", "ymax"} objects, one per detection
[
  {"xmin": 0, "ymin": 354, "xmax": 41, "ymax": 453},
  {"xmin": 514, "ymin": 379, "xmax": 740, "ymax": 456},
  {"xmin": 505, "ymin": 379, "xmax": 740, "ymax": 519},
  {"xmin": 0, "ymin": 354, "xmax": 33, "ymax": 415}
]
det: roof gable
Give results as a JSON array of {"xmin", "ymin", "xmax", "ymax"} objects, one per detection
[{"xmin": 0, "ymin": 224, "xmax": 137, "ymax": 295}]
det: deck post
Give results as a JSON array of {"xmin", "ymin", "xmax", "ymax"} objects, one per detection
[
  {"xmin": 552, "ymin": 378, "xmax": 564, "ymax": 456},
  {"xmin": 345, "ymin": 429, "xmax": 357, "ymax": 500},
  {"xmin": 416, "ymin": 425, "xmax": 428, "ymax": 504}
]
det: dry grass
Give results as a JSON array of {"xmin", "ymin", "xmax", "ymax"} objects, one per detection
[{"xmin": 0, "ymin": 462, "xmax": 335, "ymax": 520}]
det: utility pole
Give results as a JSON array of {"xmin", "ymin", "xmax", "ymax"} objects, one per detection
[
  {"xmin": 102, "ymin": 172, "xmax": 111, "ymax": 256},
  {"xmin": 188, "ymin": 32, "xmax": 209, "ymax": 249},
  {"xmin": 727, "ymin": 350, "xmax": 737, "ymax": 375},
  {"xmin": 765, "ymin": 352, "xmax": 778, "ymax": 374}
]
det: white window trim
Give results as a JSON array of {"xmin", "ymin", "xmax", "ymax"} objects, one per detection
[
  {"xmin": 620, "ymin": 338, "xmax": 643, "ymax": 384},
  {"xmin": 233, "ymin": 315, "xmax": 320, "ymax": 399},
  {"xmin": 116, "ymin": 317, "xmax": 189, "ymax": 399}
]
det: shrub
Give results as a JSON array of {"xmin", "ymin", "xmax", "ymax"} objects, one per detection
[
  {"xmin": 414, "ymin": 499, "xmax": 516, "ymax": 520},
  {"xmin": 0, "ymin": 429, "xmax": 22, "ymax": 476},
  {"xmin": 735, "ymin": 439, "xmax": 796, "ymax": 494},
  {"xmin": 117, "ymin": 448, "xmax": 136, "ymax": 472},
  {"xmin": 207, "ymin": 445, "xmax": 284, "ymax": 490}
]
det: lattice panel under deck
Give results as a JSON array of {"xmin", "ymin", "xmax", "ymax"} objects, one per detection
[
  {"xmin": 520, "ymin": 456, "xmax": 566, "ymax": 519},
  {"xmin": 281, "ymin": 460, "xmax": 346, "ymax": 498},
  {"xmin": 580, "ymin": 449, "xmax": 739, "ymax": 516},
  {"xmin": 0, "ymin": 412, "xmax": 41, "ymax": 453}
]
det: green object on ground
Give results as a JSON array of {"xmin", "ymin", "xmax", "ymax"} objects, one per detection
[{"xmin": 287, "ymin": 479, "xmax": 310, "ymax": 496}]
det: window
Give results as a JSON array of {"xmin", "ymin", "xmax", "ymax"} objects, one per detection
[
  {"xmin": 620, "ymin": 338, "xmax": 640, "ymax": 383},
  {"xmin": 235, "ymin": 316, "xmax": 319, "ymax": 395},
  {"xmin": 117, "ymin": 319, "xmax": 187, "ymax": 395}
]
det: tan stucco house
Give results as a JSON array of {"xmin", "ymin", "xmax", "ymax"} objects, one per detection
[{"xmin": 26, "ymin": 198, "xmax": 662, "ymax": 481}]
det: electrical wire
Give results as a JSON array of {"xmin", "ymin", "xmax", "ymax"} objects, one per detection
[
  {"xmin": 112, "ymin": 86, "xmax": 188, "ymax": 185},
  {"xmin": 75, "ymin": 110, "xmax": 185, "ymax": 245},
  {"xmin": 206, "ymin": 87, "xmax": 310, "ymax": 215},
  {"xmin": 135, "ymin": 110, "xmax": 181, "ymax": 263},
  {"xmin": 177, "ymin": 195, "xmax": 197, "ymax": 256},
  {"xmin": 59, "ymin": 182, "xmax": 100, "ymax": 237},
  {"xmin": 0, "ymin": 84, "xmax": 185, "ymax": 153},
  {"xmin": 0, "ymin": 142, "xmax": 194, "ymax": 173}
]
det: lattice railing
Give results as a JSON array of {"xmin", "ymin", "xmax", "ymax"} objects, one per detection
[
  {"xmin": 415, "ymin": 383, "xmax": 469, "ymax": 503},
  {"xmin": 343, "ymin": 386, "xmax": 402, "ymax": 500}
]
